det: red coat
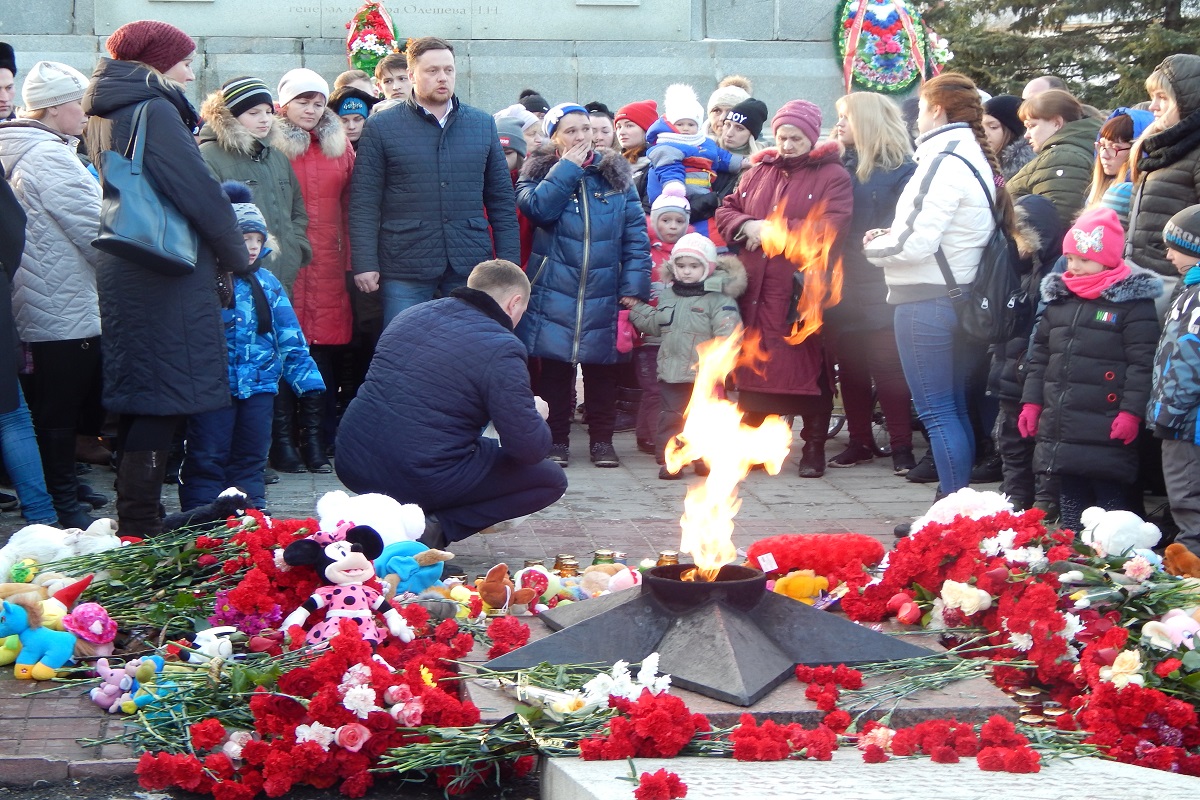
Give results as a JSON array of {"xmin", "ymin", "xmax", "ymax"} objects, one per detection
[
  {"xmin": 277, "ymin": 110, "xmax": 355, "ymax": 346},
  {"xmin": 511, "ymin": 168, "xmax": 535, "ymax": 269},
  {"xmin": 715, "ymin": 142, "xmax": 852, "ymax": 397}
]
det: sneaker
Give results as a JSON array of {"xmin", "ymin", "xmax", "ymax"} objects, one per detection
[
  {"xmin": 658, "ymin": 465, "xmax": 682, "ymax": 480},
  {"xmin": 827, "ymin": 441, "xmax": 874, "ymax": 468},
  {"xmin": 636, "ymin": 438, "xmax": 656, "ymax": 455},
  {"xmin": 264, "ymin": 467, "xmax": 280, "ymax": 486},
  {"xmin": 0, "ymin": 491, "xmax": 18, "ymax": 512},
  {"xmin": 613, "ymin": 411, "xmax": 637, "ymax": 433},
  {"xmin": 590, "ymin": 442, "xmax": 620, "ymax": 468},
  {"xmin": 548, "ymin": 443, "xmax": 569, "ymax": 467},
  {"xmin": 891, "ymin": 446, "xmax": 917, "ymax": 476},
  {"xmin": 970, "ymin": 452, "xmax": 1003, "ymax": 483},
  {"xmin": 905, "ymin": 452, "xmax": 939, "ymax": 484}
]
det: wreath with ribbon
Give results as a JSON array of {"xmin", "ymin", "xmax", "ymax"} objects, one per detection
[
  {"xmin": 833, "ymin": 0, "xmax": 951, "ymax": 95},
  {"xmin": 345, "ymin": 1, "xmax": 401, "ymax": 74}
]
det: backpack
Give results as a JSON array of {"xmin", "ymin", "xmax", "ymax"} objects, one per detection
[{"xmin": 933, "ymin": 151, "xmax": 1028, "ymax": 344}]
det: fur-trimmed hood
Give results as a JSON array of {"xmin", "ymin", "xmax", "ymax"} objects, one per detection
[
  {"xmin": 199, "ymin": 91, "xmax": 285, "ymax": 156},
  {"xmin": 274, "ymin": 108, "xmax": 349, "ymax": 161},
  {"xmin": 663, "ymin": 254, "xmax": 747, "ymax": 298},
  {"xmin": 519, "ymin": 146, "xmax": 634, "ymax": 191},
  {"xmin": 1041, "ymin": 264, "xmax": 1164, "ymax": 303},
  {"xmin": 748, "ymin": 140, "xmax": 843, "ymax": 168}
]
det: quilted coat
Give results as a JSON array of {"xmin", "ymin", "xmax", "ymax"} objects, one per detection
[
  {"xmin": 515, "ymin": 147, "xmax": 653, "ymax": 364},
  {"xmin": 1007, "ymin": 116, "xmax": 1102, "ymax": 228},
  {"xmin": 82, "ymin": 59, "xmax": 248, "ymax": 417},
  {"xmin": 1022, "ymin": 266, "xmax": 1162, "ymax": 482},
  {"xmin": 0, "ymin": 119, "xmax": 101, "ymax": 342},
  {"xmin": 224, "ymin": 264, "xmax": 324, "ymax": 400},
  {"xmin": 198, "ymin": 93, "xmax": 311, "ymax": 293},
  {"xmin": 1149, "ymin": 277, "xmax": 1200, "ymax": 444},
  {"xmin": 1129, "ymin": 54, "xmax": 1200, "ymax": 277},
  {"xmin": 715, "ymin": 141, "xmax": 853, "ymax": 397},
  {"xmin": 348, "ymin": 95, "xmax": 519, "ymax": 282},
  {"xmin": 276, "ymin": 109, "xmax": 354, "ymax": 346},
  {"xmin": 335, "ymin": 287, "xmax": 552, "ymax": 500}
]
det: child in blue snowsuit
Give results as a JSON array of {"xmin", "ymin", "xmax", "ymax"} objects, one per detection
[{"xmin": 178, "ymin": 182, "xmax": 325, "ymax": 512}]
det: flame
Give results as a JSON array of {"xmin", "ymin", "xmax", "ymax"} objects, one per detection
[
  {"xmin": 759, "ymin": 200, "xmax": 844, "ymax": 345},
  {"xmin": 665, "ymin": 327, "xmax": 793, "ymax": 581}
]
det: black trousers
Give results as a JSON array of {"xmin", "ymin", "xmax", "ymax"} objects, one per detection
[
  {"xmin": 426, "ymin": 455, "xmax": 568, "ymax": 542},
  {"xmin": 996, "ymin": 399, "xmax": 1059, "ymax": 508},
  {"xmin": 22, "ymin": 338, "xmax": 103, "ymax": 430},
  {"xmin": 1059, "ymin": 474, "xmax": 1130, "ymax": 533},
  {"xmin": 119, "ymin": 414, "xmax": 182, "ymax": 453},
  {"xmin": 656, "ymin": 381, "xmax": 693, "ymax": 463},
  {"xmin": 537, "ymin": 359, "xmax": 620, "ymax": 446}
]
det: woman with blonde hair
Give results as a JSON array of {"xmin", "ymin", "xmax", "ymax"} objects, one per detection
[{"xmin": 828, "ymin": 92, "xmax": 917, "ymax": 474}]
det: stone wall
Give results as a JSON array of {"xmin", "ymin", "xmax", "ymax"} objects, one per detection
[{"xmin": 0, "ymin": 0, "xmax": 846, "ymax": 121}]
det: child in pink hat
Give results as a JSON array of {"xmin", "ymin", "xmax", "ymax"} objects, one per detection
[{"xmin": 1018, "ymin": 207, "xmax": 1164, "ymax": 532}]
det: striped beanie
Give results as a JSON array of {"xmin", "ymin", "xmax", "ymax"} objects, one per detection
[
  {"xmin": 1165, "ymin": 204, "xmax": 1200, "ymax": 260},
  {"xmin": 222, "ymin": 76, "xmax": 273, "ymax": 118}
]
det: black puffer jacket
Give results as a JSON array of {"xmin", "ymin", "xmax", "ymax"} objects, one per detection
[
  {"xmin": 335, "ymin": 288, "xmax": 551, "ymax": 501},
  {"xmin": 82, "ymin": 59, "xmax": 248, "ymax": 416},
  {"xmin": 1129, "ymin": 54, "xmax": 1200, "ymax": 277},
  {"xmin": 1022, "ymin": 266, "xmax": 1163, "ymax": 481},
  {"xmin": 348, "ymin": 95, "xmax": 519, "ymax": 281}
]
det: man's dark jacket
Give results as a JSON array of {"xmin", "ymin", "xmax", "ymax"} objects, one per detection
[
  {"xmin": 335, "ymin": 288, "xmax": 551, "ymax": 500},
  {"xmin": 349, "ymin": 95, "xmax": 519, "ymax": 281}
]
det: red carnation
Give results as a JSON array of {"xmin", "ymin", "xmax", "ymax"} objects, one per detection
[
  {"xmin": 823, "ymin": 709, "xmax": 851, "ymax": 733},
  {"xmin": 634, "ymin": 768, "xmax": 688, "ymax": 800},
  {"xmin": 862, "ymin": 743, "xmax": 889, "ymax": 763},
  {"xmin": 930, "ymin": 745, "xmax": 959, "ymax": 763},
  {"xmin": 188, "ymin": 718, "xmax": 227, "ymax": 750},
  {"xmin": 1155, "ymin": 658, "xmax": 1184, "ymax": 678}
]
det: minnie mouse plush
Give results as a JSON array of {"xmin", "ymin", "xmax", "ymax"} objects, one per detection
[{"xmin": 281, "ymin": 525, "xmax": 414, "ymax": 646}]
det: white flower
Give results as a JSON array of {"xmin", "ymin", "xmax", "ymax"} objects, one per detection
[
  {"xmin": 1058, "ymin": 570, "xmax": 1086, "ymax": 584},
  {"xmin": 221, "ymin": 730, "xmax": 254, "ymax": 760},
  {"xmin": 295, "ymin": 721, "xmax": 337, "ymax": 750},
  {"xmin": 341, "ymin": 684, "xmax": 381, "ymax": 719},
  {"xmin": 1004, "ymin": 546, "xmax": 1047, "ymax": 571},
  {"xmin": 1060, "ymin": 613, "xmax": 1083, "ymax": 641},
  {"xmin": 1099, "ymin": 650, "xmax": 1145, "ymax": 689},
  {"xmin": 981, "ymin": 529, "xmax": 1017, "ymax": 556},
  {"xmin": 912, "ymin": 489, "xmax": 1013, "ymax": 534},
  {"xmin": 272, "ymin": 548, "xmax": 289, "ymax": 571},
  {"xmin": 940, "ymin": 579, "xmax": 993, "ymax": 616},
  {"xmin": 927, "ymin": 599, "xmax": 948, "ymax": 631},
  {"xmin": 1008, "ymin": 631, "xmax": 1034, "ymax": 652},
  {"xmin": 635, "ymin": 653, "xmax": 672, "ymax": 696},
  {"xmin": 582, "ymin": 655, "xmax": 672, "ymax": 704},
  {"xmin": 341, "ymin": 664, "xmax": 372, "ymax": 688}
]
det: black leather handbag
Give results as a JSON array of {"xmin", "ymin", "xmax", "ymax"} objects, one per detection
[{"xmin": 92, "ymin": 100, "xmax": 198, "ymax": 277}]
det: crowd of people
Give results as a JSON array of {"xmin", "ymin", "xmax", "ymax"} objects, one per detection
[{"xmin": 2, "ymin": 19, "xmax": 1200, "ymax": 550}]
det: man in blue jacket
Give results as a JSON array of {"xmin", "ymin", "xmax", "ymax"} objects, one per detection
[
  {"xmin": 349, "ymin": 37, "xmax": 520, "ymax": 326},
  {"xmin": 335, "ymin": 260, "xmax": 566, "ymax": 546}
]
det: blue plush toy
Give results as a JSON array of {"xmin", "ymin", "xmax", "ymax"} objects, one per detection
[
  {"xmin": 375, "ymin": 541, "xmax": 454, "ymax": 597},
  {"xmin": 0, "ymin": 598, "xmax": 77, "ymax": 680}
]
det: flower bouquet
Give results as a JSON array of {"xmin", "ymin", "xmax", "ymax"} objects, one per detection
[{"xmin": 345, "ymin": 1, "xmax": 400, "ymax": 74}]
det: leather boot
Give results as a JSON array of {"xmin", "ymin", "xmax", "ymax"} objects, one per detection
[
  {"xmin": 116, "ymin": 450, "xmax": 168, "ymax": 538},
  {"xmin": 37, "ymin": 428, "xmax": 96, "ymax": 529},
  {"xmin": 269, "ymin": 387, "xmax": 304, "ymax": 473},
  {"xmin": 298, "ymin": 393, "xmax": 332, "ymax": 473},
  {"xmin": 798, "ymin": 440, "xmax": 827, "ymax": 478}
]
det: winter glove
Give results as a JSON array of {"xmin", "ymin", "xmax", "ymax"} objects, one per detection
[
  {"xmin": 1110, "ymin": 411, "xmax": 1142, "ymax": 445},
  {"xmin": 616, "ymin": 309, "xmax": 637, "ymax": 354},
  {"xmin": 1017, "ymin": 404, "xmax": 1042, "ymax": 439}
]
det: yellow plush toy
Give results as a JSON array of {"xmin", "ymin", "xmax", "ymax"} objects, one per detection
[{"xmin": 773, "ymin": 570, "xmax": 828, "ymax": 605}]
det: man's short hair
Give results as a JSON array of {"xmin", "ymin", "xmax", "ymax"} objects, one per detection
[
  {"xmin": 374, "ymin": 52, "xmax": 408, "ymax": 79},
  {"xmin": 335, "ymin": 69, "xmax": 371, "ymax": 90},
  {"xmin": 1033, "ymin": 74, "xmax": 1068, "ymax": 91},
  {"xmin": 468, "ymin": 259, "xmax": 529, "ymax": 299},
  {"xmin": 407, "ymin": 37, "xmax": 454, "ymax": 66}
]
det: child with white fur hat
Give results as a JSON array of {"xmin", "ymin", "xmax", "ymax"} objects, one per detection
[{"xmin": 622, "ymin": 232, "xmax": 747, "ymax": 478}]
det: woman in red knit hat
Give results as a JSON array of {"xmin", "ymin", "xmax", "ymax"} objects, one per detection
[{"xmin": 614, "ymin": 100, "xmax": 658, "ymax": 210}]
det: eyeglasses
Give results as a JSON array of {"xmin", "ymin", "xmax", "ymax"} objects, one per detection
[{"xmin": 1096, "ymin": 140, "xmax": 1132, "ymax": 155}]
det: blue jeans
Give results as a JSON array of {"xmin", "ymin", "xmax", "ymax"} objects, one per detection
[
  {"xmin": 894, "ymin": 297, "xmax": 976, "ymax": 495},
  {"xmin": 380, "ymin": 270, "xmax": 468, "ymax": 328},
  {"xmin": 179, "ymin": 393, "xmax": 274, "ymax": 511},
  {"xmin": 0, "ymin": 385, "xmax": 56, "ymax": 524}
]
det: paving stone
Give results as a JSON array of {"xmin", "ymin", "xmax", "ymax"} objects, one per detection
[{"xmin": 0, "ymin": 756, "xmax": 69, "ymax": 787}]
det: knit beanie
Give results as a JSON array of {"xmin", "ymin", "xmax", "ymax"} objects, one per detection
[
  {"xmin": 222, "ymin": 181, "xmax": 268, "ymax": 239},
  {"xmin": 984, "ymin": 94, "xmax": 1024, "ymax": 141},
  {"xmin": 772, "ymin": 99, "xmax": 821, "ymax": 144},
  {"xmin": 1164, "ymin": 204, "xmax": 1200, "ymax": 261},
  {"xmin": 329, "ymin": 86, "xmax": 377, "ymax": 118},
  {"xmin": 495, "ymin": 103, "xmax": 539, "ymax": 131},
  {"xmin": 725, "ymin": 98, "xmax": 769, "ymax": 140},
  {"xmin": 519, "ymin": 90, "xmax": 550, "ymax": 115},
  {"xmin": 21, "ymin": 61, "xmax": 87, "ymax": 111},
  {"xmin": 542, "ymin": 102, "xmax": 588, "ymax": 138},
  {"xmin": 106, "ymin": 20, "xmax": 195, "ymax": 75},
  {"xmin": 277, "ymin": 68, "xmax": 329, "ymax": 107},
  {"xmin": 664, "ymin": 84, "xmax": 705, "ymax": 126},
  {"xmin": 651, "ymin": 186, "xmax": 690, "ymax": 223},
  {"xmin": 222, "ymin": 76, "xmax": 274, "ymax": 119},
  {"xmin": 614, "ymin": 99, "xmax": 658, "ymax": 132},
  {"xmin": 1063, "ymin": 208, "xmax": 1126, "ymax": 269},
  {"xmin": 672, "ymin": 232, "xmax": 718, "ymax": 279},
  {"xmin": 0, "ymin": 43, "xmax": 15, "ymax": 76},
  {"xmin": 496, "ymin": 117, "xmax": 527, "ymax": 157},
  {"xmin": 707, "ymin": 83, "xmax": 750, "ymax": 114}
]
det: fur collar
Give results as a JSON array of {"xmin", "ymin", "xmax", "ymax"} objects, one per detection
[
  {"xmin": 999, "ymin": 138, "xmax": 1035, "ymax": 179},
  {"xmin": 749, "ymin": 140, "xmax": 842, "ymax": 168},
  {"xmin": 274, "ymin": 108, "xmax": 348, "ymax": 161},
  {"xmin": 519, "ymin": 146, "xmax": 634, "ymax": 191},
  {"xmin": 1139, "ymin": 107, "xmax": 1200, "ymax": 174},
  {"xmin": 1041, "ymin": 265, "xmax": 1164, "ymax": 303},
  {"xmin": 199, "ymin": 92, "xmax": 285, "ymax": 157},
  {"xmin": 662, "ymin": 254, "xmax": 748, "ymax": 298}
]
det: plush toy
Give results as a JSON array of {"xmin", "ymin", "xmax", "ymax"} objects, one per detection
[
  {"xmin": 376, "ymin": 541, "xmax": 454, "ymax": 598},
  {"xmin": 0, "ymin": 518, "xmax": 121, "ymax": 583},
  {"xmin": 62, "ymin": 602, "xmax": 117, "ymax": 658},
  {"xmin": 187, "ymin": 626, "xmax": 238, "ymax": 663},
  {"xmin": 773, "ymin": 569, "xmax": 829, "ymax": 605},
  {"xmin": 608, "ymin": 567, "xmax": 642, "ymax": 594},
  {"xmin": 1165, "ymin": 543, "xmax": 1200, "ymax": 578},
  {"xmin": 0, "ymin": 598, "xmax": 79, "ymax": 679},
  {"xmin": 476, "ymin": 564, "xmax": 536, "ymax": 612},
  {"xmin": 0, "ymin": 634, "xmax": 19, "ymax": 666},
  {"xmin": 90, "ymin": 657, "xmax": 140, "ymax": 713},
  {"xmin": 161, "ymin": 488, "xmax": 249, "ymax": 533},
  {"xmin": 1080, "ymin": 507, "xmax": 1161, "ymax": 557},
  {"xmin": 119, "ymin": 656, "xmax": 176, "ymax": 718},
  {"xmin": 1142, "ymin": 609, "xmax": 1200, "ymax": 650},
  {"xmin": 282, "ymin": 525, "xmax": 415, "ymax": 646},
  {"xmin": 316, "ymin": 490, "xmax": 426, "ymax": 547}
]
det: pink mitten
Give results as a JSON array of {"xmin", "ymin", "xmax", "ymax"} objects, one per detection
[
  {"xmin": 1017, "ymin": 404, "xmax": 1042, "ymax": 439},
  {"xmin": 616, "ymin": 309, "xmax": 637, "ymax": 354},
  {"xmin": 1110, "ymin": 411, "xmax": 1141, "ymax": 445}
]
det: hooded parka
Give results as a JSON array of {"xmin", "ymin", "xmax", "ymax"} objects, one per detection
[{"xmin": 1007, "ymin": 116, "xmax": 1102, "ymax": 228}]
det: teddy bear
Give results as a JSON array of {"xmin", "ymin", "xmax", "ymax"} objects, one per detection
[
  {"xmin": 772, "ymin": 570, "xmax": 829, "ymax": 605},
  {"xmin": 90, "ymin": 657, "xmax": 141, "ymax": 713},
  {"xmin": 1079, "ymin": 507, "xmax": 1161, "ymax": 557},
  {"xmin": 161, "ymin": 488, "xmax": 249, "ymax": 534},
  {"xmin": 0, "ymin": 518, "xmax": 121, "ymax": 584},
  {"xmin": 1165, "ymin": 543, "xmax": 1200, "ymax": 578},
  {"xmin": 475, "ymin": 564, "xmax": 537, "ymax": 613},
  {"xmin": 1142, "ymin": 609, "xmax": 1200, "ymax": 650},
  {"xmin": 282, "ymin": 525, "xmax": 415, "ymax": 647}
]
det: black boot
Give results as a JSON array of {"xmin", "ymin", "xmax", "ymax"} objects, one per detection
[
  {"xmin": 37, "ymin": 428, "xmax": 96, "ymax": 529},
  {"xmin": 298, "ymin": 393, "xmax": 332, "ymax": 473},
  {"xmin": 269, "ymin": 388, "xmax": 304, "ymax": 473},
  {"xmin": 115, "ymin": 450, "xmax": 168, "ymax": 538},
  {"xmin": 77, "ymin": 482, "xmax": 110, "ymax": 509},
  {"xmin": 798, "ymin": 440, "xmax": 826, "ymax": 478}
]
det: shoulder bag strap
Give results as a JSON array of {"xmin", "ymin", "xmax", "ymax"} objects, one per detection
[
  {"xmin": 933, "ymin": 148, "xmax": 1004, "ymax": 298},
  {"xmin": 125, "ymin": 100, "xmax": 151, "ymax": 174}
]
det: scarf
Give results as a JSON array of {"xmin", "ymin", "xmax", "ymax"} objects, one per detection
[
  {"xmin": 1185, "ymin": 264, "xmax": 1200, "ymax": 286},
  {"xmin": 1062, "ymin": 261, "xmax": 1131, "ymax": 300}
]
